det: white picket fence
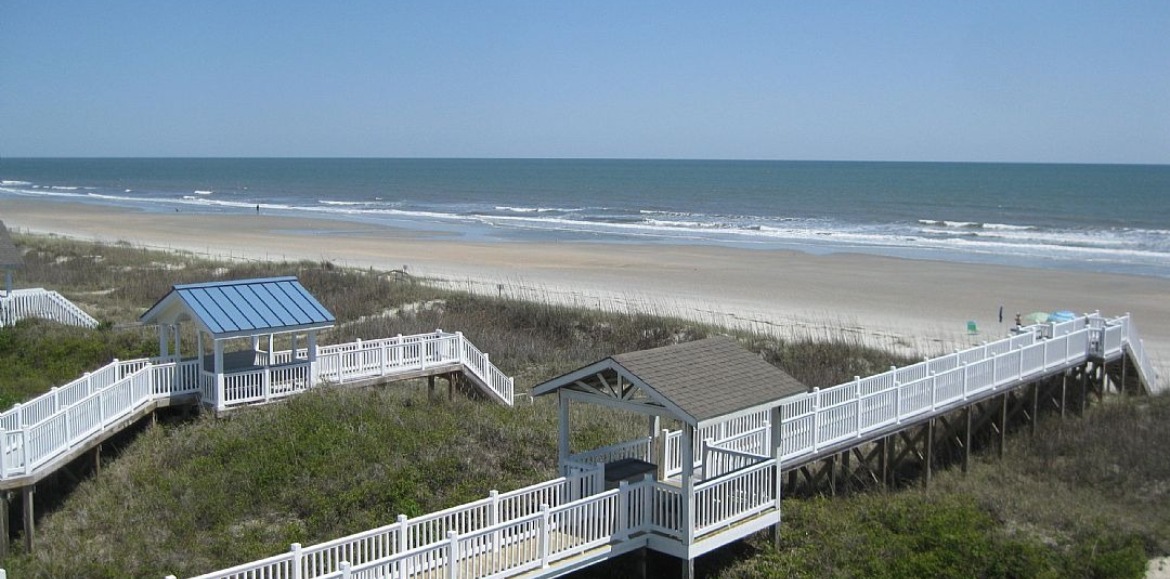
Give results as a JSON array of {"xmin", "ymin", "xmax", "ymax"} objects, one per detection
[
  {"xmin": 0, "ymin": 287, "xmax": 99, "ymax": 329},
  {"xmin": 0, "ymin": 332, "xmax": 512, "ymax": 482},
  {"xmin": 178, "ymin": 453, "xmax": 781, "ymax": 579},
  {"xmin": 0, "ymin": 359, "xmax": 199, "ymax": 478},
  {"xmin": 211, "ymin": 331, "xmax": 513, "ymax": 409},
  {"xmin": 778, "ymin": 312, "xmax": 1158, "ymax": 461}
]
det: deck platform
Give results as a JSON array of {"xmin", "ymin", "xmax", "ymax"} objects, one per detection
[{"xmin": 174, "ymin": 312, "xmax": 1159, "ymax": 579}]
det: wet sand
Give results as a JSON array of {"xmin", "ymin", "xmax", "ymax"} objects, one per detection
[{"xmin": 3, "ymin": 198, "xmax": 1168, "ymax": 372}]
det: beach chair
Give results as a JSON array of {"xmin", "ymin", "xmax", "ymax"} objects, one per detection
[{"xmin": 967, "ymin": 320, "xmax": 978, "ymax": 335}]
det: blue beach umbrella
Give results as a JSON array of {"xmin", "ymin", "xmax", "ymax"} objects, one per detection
[{"xmin": 1049, "ymin": 310, "xmax": 1077, "ymax": 323}]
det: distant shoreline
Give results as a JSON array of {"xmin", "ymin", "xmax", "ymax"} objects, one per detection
[
  {"xmin": 3, "ymin": 196, "xmax": 1169, "ymax": 376},
  {"xmin": 4, "ymin": 157, "xmax": 1169, "ymax": 280}
]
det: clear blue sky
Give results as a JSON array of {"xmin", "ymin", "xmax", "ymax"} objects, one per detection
[{"xmin": 2, "ymin": 1, "xmax": 1167, "ymax": 163}]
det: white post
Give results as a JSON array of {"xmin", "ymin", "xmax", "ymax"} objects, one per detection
[
  {"xmin": 770, "ymin": 406, "xmax": 783, "ymax": 514},
  {"xmin": 456, "ymin": 331, "xmax": 465, "ymax": 363},
  {"xmin": 391, "ymin": 512, "xmax": 408, "ymax": 552},
  {"xmin": 159, "ymin": 324, "xmax": 170, "ymax": 359},
  {"xmin": 557, "ymin": 393, "xmax": 570, "ymax": 475},
  {"xmin": 930, "ymin": 372, "xmax": 937, "ymax": 410},
  {"xmin": 538, "ymin": 504, "xmax": 550, "ymax": 568},
  {"xmin": 894, "ymin": 382, "xmax": 901, "ymax": 424},
  {"xmin": 489, "ymin": 490, "xmax": 500, "ymax": 550},
  {"xmin": 290, "ymin": 542, "xmax": 303, "ymax": 579},
  {"xmin": 19, "ymin": 429, "xmax": 28, "ymax": 475},
  {"xmin": 214, "ymin": 339, "xmax": 225, "ymax": 412},
  {"xmin": 648, "ymin": 415, "xmax": 660, "ymax": 459},
  {"xmin": 854, "ymin": 376, "xmax": 862, "ymax": 436},
  {"xmin": 811, "ymin": 388, "xmax": 820, "ymax": 451},
  {"xmin": 307, "ymin": 331, "xmax": 318, "ymax": 387},
  {"xmin": 173, "ymin": 324, "xmax": 181, "ymax": 360},
  {"xmin": 448, "ymin": 530, "xmax": 461, "ymax": 579},
  {"xmin": 339, "ymin": 561, "xmax": 351, "ymax": 579},
  {"xmin": 0, "ymin": 427, "xmax": 7, "ymax": 478},
  {"xmin": 617, "ymin": 480, "xmax": 630, "ymax": 539},
  {"xmin": 681, "ymin": 423, "xmax": 695, "ymax": 544},
  {"xmin": 961, "ymin": 363, "xmax": 969, "ymax": 399}
]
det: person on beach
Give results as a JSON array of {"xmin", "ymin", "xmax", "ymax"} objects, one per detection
[{"xmin": 256, "ymin": 204, "xmax": 260, "ymax": 214}]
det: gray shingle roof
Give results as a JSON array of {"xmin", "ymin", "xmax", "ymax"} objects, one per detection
[
  {"xmin": 0, "ymin": 221, "xmax": 23, "ymax": 269},
  {"xmin": 613, "ymin": 337, "xmax": 807, "ymax": 423}
]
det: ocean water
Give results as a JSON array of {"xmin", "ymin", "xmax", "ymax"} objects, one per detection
[{"xmin": 1, "ymin": 158, "xmax": 1168, "ymax": 278}]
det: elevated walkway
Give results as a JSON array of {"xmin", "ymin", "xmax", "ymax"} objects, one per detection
[
  {"xmin": 0, "ymin": 288, "xmax": 99, "ymax": 329},
  {"xmin": 0, "ymin": 331, "xmax": 513, "ymax": 491},
  {"xmin": 175, "ymin": 312, "xmax": 1160, "ymax": 579}
]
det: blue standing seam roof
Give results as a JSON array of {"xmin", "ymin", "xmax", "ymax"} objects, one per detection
[{"xmin": 165, "ymin": 276, "xmax": 334, "ymax": 336}]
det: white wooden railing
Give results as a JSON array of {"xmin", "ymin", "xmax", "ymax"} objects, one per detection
[
  {"xmin": 0, "ymin": 332, "xmax": 511, "ymax": 482},
  {"xmin": 312, "ymin": 331, "xmax": 514, "ymax": 406},
  {"xmin": 181, "ymin": 470, "xmax": 605, "ymax": 579},
  {"xmin": 0, "ymin": 359, "xmax": 201, "ymax": 478},
  {"xmin": 779, "ymin": 313, "xmax": 1150, "ymax": 461},
  {"xmin": 0, "ymin": 288, "xmax": 99, "ymax": 329},
  {"xmin": 192, "ymin": 331, "xmax": 514, "ymax": 410}
]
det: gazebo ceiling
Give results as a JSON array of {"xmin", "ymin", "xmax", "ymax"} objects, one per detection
[{"xmin": 140, "ymin": 276, "xmax": 335, "ymax": 340}]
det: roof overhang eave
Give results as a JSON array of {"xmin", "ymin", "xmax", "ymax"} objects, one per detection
[{"xmin": 208, "ymin": 321, "xmax": 335, "ymax": 341}]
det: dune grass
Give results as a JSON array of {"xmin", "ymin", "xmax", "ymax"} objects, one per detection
[{"xmin": 0, "ymin": 234, "xmax": 1164, "ymax": 578}]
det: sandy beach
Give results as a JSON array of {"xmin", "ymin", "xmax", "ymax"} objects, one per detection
[{"xmin": 3, "ymin": 198, "xmax": 1168, "ymax": 375}]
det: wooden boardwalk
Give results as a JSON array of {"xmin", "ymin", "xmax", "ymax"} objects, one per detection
[
  {"xmin": 0, "ymin": 331, "xmax": 513, "ymax": 555},
  {"xmin": 0, "ymin": 287, "xmax": 99, "ymax": 329},
  {"xmin": 173, "ymin": 312, "xmax": 1159, "ymax": 579}
]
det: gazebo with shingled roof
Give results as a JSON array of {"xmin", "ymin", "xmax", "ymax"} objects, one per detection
[{"xmin": 532, "ymin": 336, "xmax": 807, "ymax": 574}]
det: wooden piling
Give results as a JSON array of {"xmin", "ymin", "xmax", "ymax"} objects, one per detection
[
  {"xmin": 962, "ymin": 406, "xmax": 972, "ymax": 474},
  {"xmin": 0, "ymin": 492, "xmax": 8, "ymax": 558},
  {"xmin": 22, "ymin": 485, "xmax": 33, "ymax": 553}
]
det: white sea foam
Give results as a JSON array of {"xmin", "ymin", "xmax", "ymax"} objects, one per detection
[
  {"xmin": 494, "ymin": 205, "xmax": 583, "ymax": 214},
  {"xmin": 0, "ymin": 180, "xmax": 31, "ymax": 186},
  {"xmin": 194, "ymin": 190, "xmax": 213, "ymax": 195}
]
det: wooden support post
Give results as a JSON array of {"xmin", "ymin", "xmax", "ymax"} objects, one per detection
[
  {"xmin": 1080, "ymin": 365, "xmax": 1088, "ymax": 416},
  {"xmin": 998, "ymin": 394, "xmax": 1008, "ymax": 459},
  {"xmin": 682, "ymin": 557, "xmax": 694, "ymax": 579},
  {"xmin": 879, "ymin": 436, "xmax": 889, "ymax": 489},
  {"xmin": 1030, "ymin": 383, "xmax": 1039, "ymax": 436},
  {"xmin": 93, "ymin": 443, "xmax": 102, "ymax": 475},
  {"xmin": 1121, "ymin": 355, "xmax": 1128, "ymax": 394},
  {"xmin": 427, "ymin": 375, "xmax": 435, "ymax": 401},
  {"xmin": 827, "ymin": 454, "xmax": 837, "ymax": 496},
  {"xmin": 0, "ymin": 492, "xmax": 8, "ymax": 558},
  {"xmin": 448, "ymin": 374, "xmax": 455, "ymax": 402},
  {"xmin": 787, "ymin": 469, "xmax": 798, "ymax": 496},
  {"xmin": 921, "ymin": 421, "xmax": 933, "ymax": 489},
  {"xmin": 22, "ymin": 485, "xmax": 34, "ymax": 553},
  {"xmin": 1060, "ymin": 373, "xmax": 1068, "ymax": 419},
  {"xmin": 962, "ymin": 406, "xmax": 972, "ymax": 474},
  {"xmin": 842, "ymin": 450, "xmax": 851, "ymax": 496},
  {"xmin": 636, "ymin": 547, "xmax": 647, "ymax": 579}
]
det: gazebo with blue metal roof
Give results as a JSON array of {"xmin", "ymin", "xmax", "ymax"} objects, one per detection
[{"xmin": 140, "ymin": 276, "xmax": 336, "ymax": 411}]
